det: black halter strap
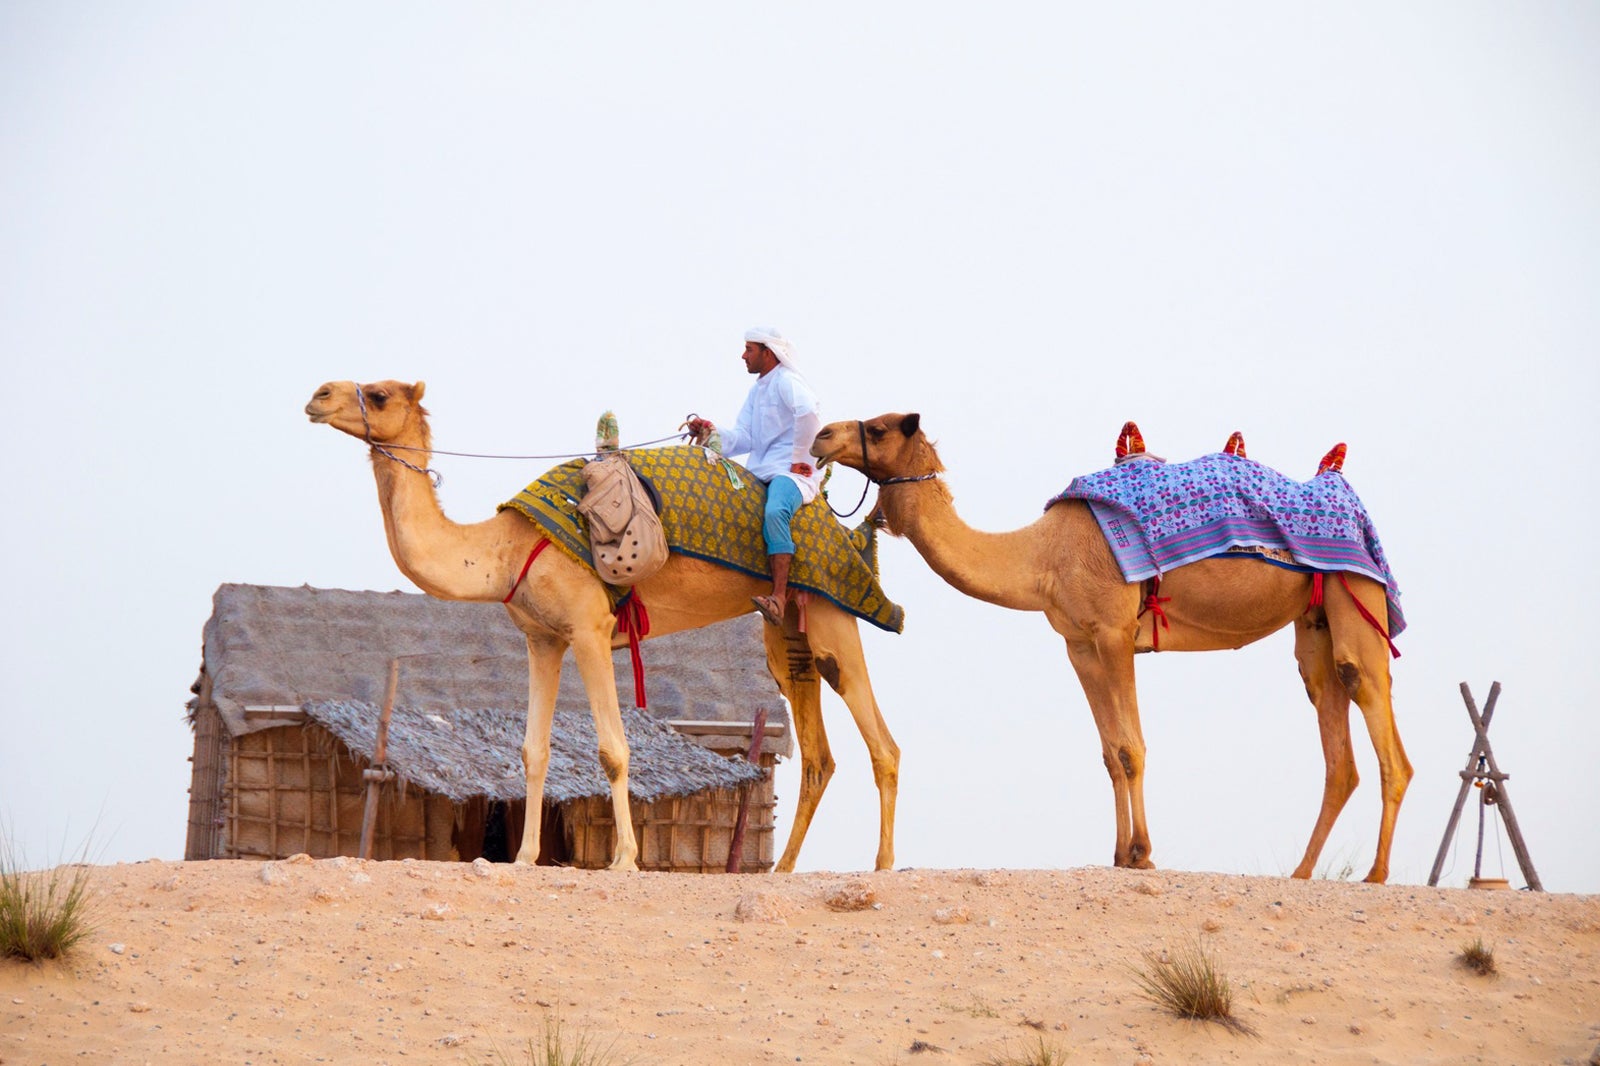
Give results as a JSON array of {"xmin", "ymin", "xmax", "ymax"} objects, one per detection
[
  {"xmin": 357, "ymin": 383, "xmax": 443, "ymax": 488},
  {"xmin": 826, "ymin": 419, "xmax": 938, "ymax": 520},
  {"xmin": 862, "ymin": 418, "xmax": 939, "ymax": 486}
]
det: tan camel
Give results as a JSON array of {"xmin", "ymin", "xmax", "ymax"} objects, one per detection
[
  {"xmin": 812, "ymin": 413, "xmax": 1412, "ymax": 883},
  {"xmin": 305, "ymin": 380, "xmax": 901, "ymax": 871}
]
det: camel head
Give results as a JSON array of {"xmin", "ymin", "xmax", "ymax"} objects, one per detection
[
  {"xmin": 812, "ymin": 413, "xmax": 944, "ymax": 481},
  {"xmin": 305, "ymin": 380, "xmax": 430, "ymax": 446}
]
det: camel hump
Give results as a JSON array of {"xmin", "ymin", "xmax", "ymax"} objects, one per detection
[
  {"xmin": 1223, "ymin": 431, "xmax": 1247, "ymax": 458},
  {"xmin": 1115, "ymin": 421, "xmax": 1146, "ymax": 460},
  {"xmin": 1317, "ymin": 442, "xmax": 1348, "ymax": 476}
]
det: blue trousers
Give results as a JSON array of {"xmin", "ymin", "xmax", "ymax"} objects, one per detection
[{"xmin": 763, "ymin": 475, "xmax": 802, "ymax": 556}]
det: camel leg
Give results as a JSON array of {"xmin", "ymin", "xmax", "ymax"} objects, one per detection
[
  {"xmin": 1063, "ymin": 634, "xmax": 1152, "ymax": 869},
  {"xmin": 766, "ymin": 619, "xmax": 833, "ymax": 873},
  {"xmin": 570, "ymin": 621, "xmax": 640, "ymax": 872},
  {"xmin": 804, "ymin": 605, "xmax": 900, "ymax": 872},
  {"xmin": 1325, "ymin": 574, "xmax": 1412, "ymax": 884},
  {"xmin": 515, "ymin": 633, "xmax": 566, "ymax": 865},
  {"xmin": 1289, "ymin": 611, "xmax": 1360, "ymax": 879}
]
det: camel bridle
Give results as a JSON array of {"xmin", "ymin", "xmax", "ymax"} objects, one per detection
[
  {"xmin": 356, "ymin": 383, "xmax": 444, "ymax": 488},
  {"xmin": 825, "ymin": 419, "xmax": 939, "ymax": 519}
]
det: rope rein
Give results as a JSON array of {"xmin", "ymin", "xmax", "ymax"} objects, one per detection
[
  {"xmin": 371, "ymin": 433, "xmax": 688, "ymax": 462},
  {"xmin": 355, "ymin": 382, "xmax": 690, "ymax": 486}
]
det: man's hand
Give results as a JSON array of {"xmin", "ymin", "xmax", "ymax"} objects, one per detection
[
  {"xmin": 681, "ymin": 416, "xmax": 715, "ymax": 446},
  {"xmin": 790, "ymin": 461, "xmax": 814, "ymax": 477}
]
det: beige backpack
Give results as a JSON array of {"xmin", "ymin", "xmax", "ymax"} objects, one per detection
[{"xmin": 576, "ymin": 452, "xmax": 668, "ymax": 586}]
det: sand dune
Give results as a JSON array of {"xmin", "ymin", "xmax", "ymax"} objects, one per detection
[{"xmin": 3, "ymin": 858, "xmax": 1597, "ymax": 1065}]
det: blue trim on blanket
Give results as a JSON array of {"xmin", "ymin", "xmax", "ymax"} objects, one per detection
[{"xmin": 1217, "ymin": 553, "xmax": 1318, "ymax": 574}]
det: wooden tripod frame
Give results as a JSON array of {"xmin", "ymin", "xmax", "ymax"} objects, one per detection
[{"xmin": 1426, "ymin": 681, "xmax": 1543, "ymax": 891}]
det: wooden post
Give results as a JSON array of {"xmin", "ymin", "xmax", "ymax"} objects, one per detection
[
  {"xmin": 725, "ymin": 708, "xmax": 769, "ymax": 873},
  {"xmin": 358, "ymin": 659, "xmax": 400, "ymax": 860},
  {"xmin": 1427, "ymin": 682, "xmax": 1543, "ymax": 891}
]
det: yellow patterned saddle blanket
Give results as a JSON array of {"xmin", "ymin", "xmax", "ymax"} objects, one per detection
[{"xmin": 498, "ymin": 446, "xmax": 904, "ymax": 633}]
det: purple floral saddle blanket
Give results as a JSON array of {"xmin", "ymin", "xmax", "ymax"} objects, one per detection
[{"xmin": 1048, "ymin": 453, "xmax": 1404, "ymax": 636}]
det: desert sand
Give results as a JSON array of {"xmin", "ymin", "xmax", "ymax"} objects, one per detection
[{"xmin": 3, "ymin": 857, "xmax": 1597, "ymax": 1065}]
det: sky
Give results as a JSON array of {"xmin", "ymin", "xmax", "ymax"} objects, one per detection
[{"xmin": 3, "ymin": 4, "xmax": 1597, "ymax": 892}]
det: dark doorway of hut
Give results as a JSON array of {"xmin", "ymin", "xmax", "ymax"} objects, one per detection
[{"xmin": 455, "ymin": 798, "xmax": 573, "ymax": 865}]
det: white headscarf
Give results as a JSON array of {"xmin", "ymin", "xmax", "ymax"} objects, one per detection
[{"xmin": 744, "ymin": 326, "xmax": 798, "ymax": 370}]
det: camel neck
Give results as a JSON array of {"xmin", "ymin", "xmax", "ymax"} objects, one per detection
[
  {"xmin": 882, "ymin": 480, "xmax": 1053, "ymax": 612},
  {"xmin": 370, "ymin": 448, "xmax": 526, "ymax": 602}
]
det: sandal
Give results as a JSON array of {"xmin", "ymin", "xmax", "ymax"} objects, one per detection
[{"xmin": 751, "ymin": 594, "xmax": 785, "ymax": 627}]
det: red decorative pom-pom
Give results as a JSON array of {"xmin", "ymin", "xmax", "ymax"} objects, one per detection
[
  {"xmin": 1317, "ymin": 442, "xmax": 1347, "ymax": 476},
  {"xmin": 1223, "ymin": 431, "xmax": 1247, "ymax": 458},
  {"xmin": 1115, "ymin": 421, "xmax": 1145, "ymax": 460}
]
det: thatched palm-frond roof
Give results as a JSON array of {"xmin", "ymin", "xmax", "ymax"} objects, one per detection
[
  {"xmin": 190, "ymin": 584, "xmax": 789, "ymax": 802},
  {"xmin": 307, "ymin": 699, "xmax": 761, "ymax": 803},
  {"xmin": 197, "ymin": 584, "xmax": 786, "ymax": 740}
]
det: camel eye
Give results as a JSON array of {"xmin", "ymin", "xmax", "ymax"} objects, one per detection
[
  {"xmin": 368, "ymin": 391, "xmax": 388, "ymax": 409},
  {"xmin": 866, "ymin": 426, "xmax": 886, "ymax": 442}
]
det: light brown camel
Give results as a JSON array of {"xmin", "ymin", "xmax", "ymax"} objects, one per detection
[
  {"xmin": 305, "ymin": 380, "xmax": 901, "ymax": 871},
  {"xmin": 812, "ymin": 413, "xmax": 1412, "ymax": 883}
]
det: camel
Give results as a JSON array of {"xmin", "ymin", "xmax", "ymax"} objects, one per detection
[
  {"xmin": 812, "ymin": 413, "xmax": 1412, "ymax": 883},
  {"xmin": 305, "ymin": 380, "xmax": 901, "ymax": 871}
]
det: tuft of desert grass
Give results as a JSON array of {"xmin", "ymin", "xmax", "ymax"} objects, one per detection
[
  {"xmin": 0, "ymin": 837, "xmax": 97, "ymax": 962},
  {"xmin": 979, "ymin": 1033, "xmax": 1070, "ymax": 1066},
  {"xmin": 1314, "ymin": 849, "xmax": 1358, "ymax": 881},
  {"xmin": 1132, "ymin": 936, "xmax": 1254, "ymax": 1034},
  {"xmin": 1459, "ymin": 937, "xmax": 1497, "ymax": 976},
  {"xmin": 471, "ymin": 1010, "xmax": 630, "ymax": 1066}
]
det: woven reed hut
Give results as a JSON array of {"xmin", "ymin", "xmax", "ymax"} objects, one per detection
[{"xmin": 185, "ymin": 584, "xmax": 791, "ymax": 871}]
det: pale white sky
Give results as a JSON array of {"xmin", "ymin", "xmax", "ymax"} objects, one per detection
[{"xmin": 3, "ymin": 4, "xmax": 1597, "ymax": 891}]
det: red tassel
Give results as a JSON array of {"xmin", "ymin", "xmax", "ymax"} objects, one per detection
[
  {"xmin": 615, "ymin": 593, "xmax": 651, "ymax": 707},
  {"xmin": 1140, "ymin": 576, "xmax": 1172, "ymax": 651},
  {"xmin": 1308, "ymin": 572, "xmax": 1324, "ymax": 608},
  {"xmin": 1223, "ymin": 431, "xmax": 1247, "ymax": 458}
]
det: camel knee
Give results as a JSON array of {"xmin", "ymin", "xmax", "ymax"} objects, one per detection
[
  {"xmin": 870, "ymin": 739, "xmax": 900, "ymax": 781},
  {"xmin": 1108, "ymin": 745, "xmax": 1142, "ymax": 781},
  {"xmin": 804, "ymin": 755, "xmax": 836, "ymax": 792},
  {"xmin": 1101, "ymin": 748, "xmax": 1125, "ymax": 781},
  {"xmin": 520, "ymin": 744, "xmax": 549, "ymax": 780},
  {"xmin": 870, "ymin": 759, "xmax": 899, "ymax": 795},
  {"xmin": 1335, "ymin": 660, "xmax": 1363, "ymax": 699},
  {"xmin": 1385, "ymin": 754, "xmax": 1414, "ymax": 802},
  {"xmin": 814, "ymin": 653, "xmax": 841, "ymax": 692},
  {"xmin": 1326, "ymin": 762, "xmax": 1359, "ymax": 804},
  {"xmin": 597, "ymin": 746, "xmax": 628, "ymax": 785}
]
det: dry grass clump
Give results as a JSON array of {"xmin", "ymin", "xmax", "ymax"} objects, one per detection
[
  {"xmin": 1132, "ymin": 936, "xmax": 1254, "ymax": 1034},
  {"xmin": 0, "ymin": 839, "xmax": 96, "ymax": 962},
  {"xmin": 979, "ymin": 1033, "xmax": 1070, "ymax": 1065},
  {"xmin": 1459, "ymin": 937, "xmax": 1497, "ymax": 976},
  {"xmin": 472, "ymin": 1011, "xmax": 630, "ymax": 1066}
]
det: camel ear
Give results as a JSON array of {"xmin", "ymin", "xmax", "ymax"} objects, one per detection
[
  {"xmin": 899, "ymin": 413, "xmax": 921, "ymax": 437},
  {"xmin": 411, "ymin": 381, "xmax": 426, "ymax": 402}
]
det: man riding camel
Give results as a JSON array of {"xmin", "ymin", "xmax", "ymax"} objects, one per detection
[{"xmin": 685, "ymin": 326, "xmax": 822, "ymax": 627}]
